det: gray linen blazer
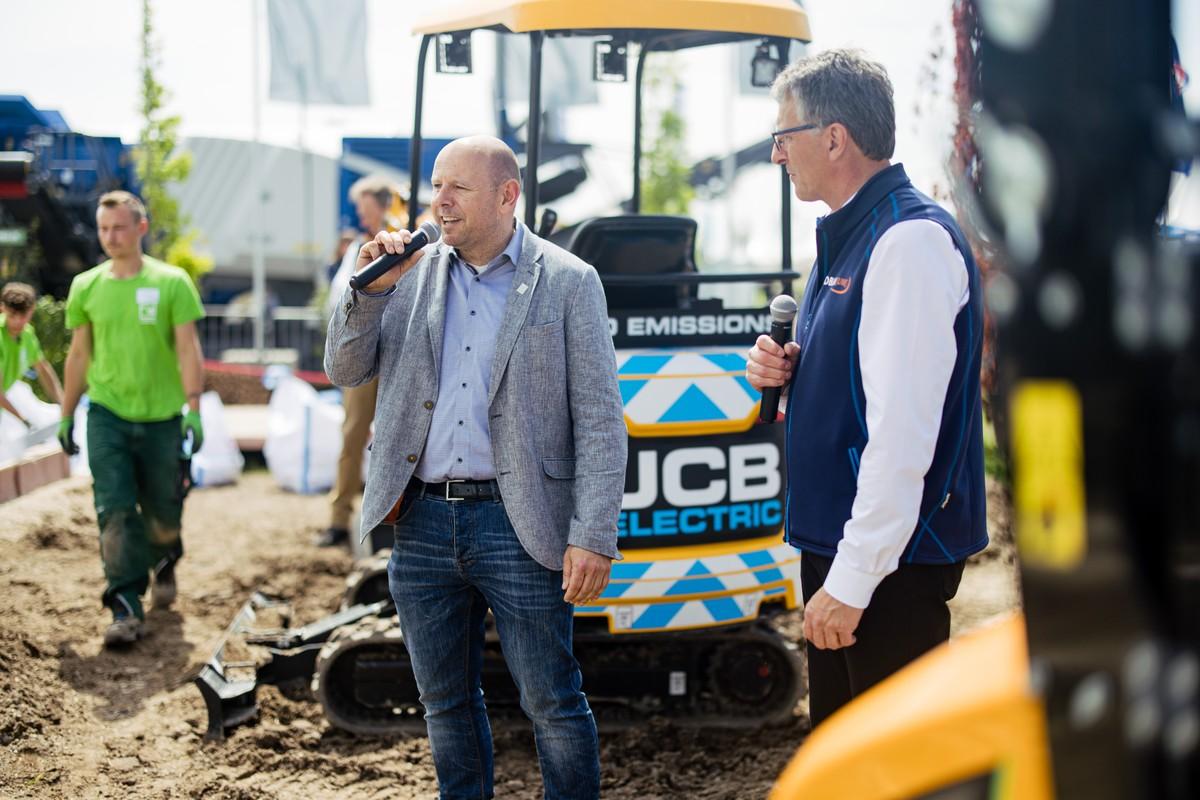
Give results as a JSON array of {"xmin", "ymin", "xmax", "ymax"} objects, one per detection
[{"xmin": 324, "ymin": 226, "xmax": 627, "ymax": 570}]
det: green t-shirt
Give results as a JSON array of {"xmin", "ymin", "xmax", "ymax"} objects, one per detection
[
  {"xmin": 0, "ymin": 315, "xmax": 44, "ymax": 393},
  {"xmin": 66, "ymin": 257, "xmax": 205, "ymax": 422}
]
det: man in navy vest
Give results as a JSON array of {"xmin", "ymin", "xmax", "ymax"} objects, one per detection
[{"xmin": 746, "ymin": 49, "xmax": 988, "ymax": 727}]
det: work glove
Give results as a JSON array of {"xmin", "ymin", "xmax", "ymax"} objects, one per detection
[
  {"xmin": 181, "ymin": 409, "xmax": 204, "ymax": 455},
  {"xmin": 57, "ymin": 417, "xmax": 78, "ymax": 455}
]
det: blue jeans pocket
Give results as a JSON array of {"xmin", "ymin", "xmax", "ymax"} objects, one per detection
[{"xmin": 386, "ymin": 490, "xmax": 417, "ymax": 526}]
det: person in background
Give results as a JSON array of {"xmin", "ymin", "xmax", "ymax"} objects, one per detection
[
  {"xmin": 316, "ymin": 175, "xmax": 404, "ymax": 548},
  {"xmin": 324, "ymin": 228, "xmax": 358, "ymax": 285},
  {"xmin": 746, "ymin": 49, "xmax": 988, "ymax": 727},
  {"xmin": 59, "ymin": 190, "xmax": 207, "ymax": 647},
  {"xmin": 0, "ymin": 282, "xmax": 64, "ymax": 423}
]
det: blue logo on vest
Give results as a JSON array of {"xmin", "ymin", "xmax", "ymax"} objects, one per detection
[{"xmin": 821, "ymin": 275, "xmax": 852, "ymax": 295}]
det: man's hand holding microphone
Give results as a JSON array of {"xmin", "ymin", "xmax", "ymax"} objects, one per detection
[
  {"xmin": 350, "ymin": 221, "xmax": 441, "ymax": 294},
  {"xmin": 746, "ymin": 294, "xmax": 799, "ymax": 421}
]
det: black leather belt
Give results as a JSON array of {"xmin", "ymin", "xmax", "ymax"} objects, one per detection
[{"xmin": 410, "ymin": 477, "xmax": 501, "ymax": 502}]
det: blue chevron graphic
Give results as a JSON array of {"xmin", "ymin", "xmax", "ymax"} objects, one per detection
[
  {"xmin": 600, "ymin": 582, "xmax": 635, "ymax": 599},
  {"xmin": 702, "ymin": 353, "xmax": 760, "ymax": 399},
  {"xmin": 633, "ymin": 602, "xmax": 684, "ymax": 629},
  {"xmin": 702, "ymin": 353, "xmax": 747, "ymax": 371},
  {"xmin": 685, "ymin": 561, "xmax": 712, "ymax": 577},
  {"xmin": 666, "ymin": 576, "xmax": 726, "ymax": 596},
  {"xmin": 611, "ymin": 562, "xmax": 654, "ymax": 580},
  {"xmin": 619, "ymin": 379, "xmax": 649, "ymax": 405},
  {"xmin": 703, "ymin": 597, "xmax": 743, "ymax": 622},
  {"xmin": 754, "ymin": 568, "xmax": 784, "ymax": 584},
  {"xmin": 619, "ymin": 354, "xmax": 673, "ymax": 375},
  {"xmin": 659, "ymin": 384, "xmax": 725, "ymax": 422},
  {"xmin": 734, "ymin": 376, "xmax": 761, "ymax": 400},
  {"xmin": 739, "ymin": 550, "xmax": 775, "ymax": 568}
]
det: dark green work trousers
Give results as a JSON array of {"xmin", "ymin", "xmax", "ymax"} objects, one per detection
[{"xmin": 87, "ymin": 403, "xmax": 184, "ymax": 620}]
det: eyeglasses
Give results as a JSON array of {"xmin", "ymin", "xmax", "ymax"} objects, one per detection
[{"xmin": 771, "ymin": 123, "xmax": 819, "ymax": 150}]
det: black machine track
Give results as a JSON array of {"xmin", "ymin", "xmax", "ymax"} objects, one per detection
[
  {"xmin": 341, "ymin": 555, "xmax": 392, "ymax": 610},
  {"xmin": 314, "ymin": 614, "xmax": 802, "ymax": 736}
]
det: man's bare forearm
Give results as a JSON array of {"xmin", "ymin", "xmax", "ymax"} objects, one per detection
[
  {"xmin": 178, "ymin": 326, "xmax": 204, "ymax": 412},
  {"xmin": 36, "ymin": 361, "xmax": 64, "ymax": 406},
  {"xmin": 62, "ymin": 334, "xmax": 90, "ymax": 418}
]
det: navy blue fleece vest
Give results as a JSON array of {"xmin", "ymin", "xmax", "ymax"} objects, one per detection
[{"xmin": 784, "ymin": 164, "xmax": 988, "ymax": 564}]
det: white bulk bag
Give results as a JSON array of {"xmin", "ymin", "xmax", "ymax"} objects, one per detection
[
  {"xmin": 263, "ymin": 374, "xmax": 344, "ymax": 493},
  {"xmin": 0, "ymin": 382, "xmax": 62, "ymax": 463},
  {"xmin": 189, "ymin": 391, "xmax": 244, "ymax": 487}
]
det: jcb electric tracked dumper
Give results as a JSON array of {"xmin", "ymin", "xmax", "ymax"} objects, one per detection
[{"xmin": 197, "ymin": 0, "xmax": 814, "ymax": 739}]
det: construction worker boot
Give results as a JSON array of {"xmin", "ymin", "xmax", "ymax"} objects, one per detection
[
  {"xmin": 313, "ymin": 527, "xmax": 350, "ymax": 548},
  {"xmin": 103, "ymin": 613, "xmax": 144, "ymax": 648},
  {"xmin": 151, "ymin": 559, "xmax": 177, "ymax": 608}
]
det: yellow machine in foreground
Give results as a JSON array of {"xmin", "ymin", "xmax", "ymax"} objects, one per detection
[{"xmin": 772, "ymin": 615, "xmax": 1053, "ymax": 800}]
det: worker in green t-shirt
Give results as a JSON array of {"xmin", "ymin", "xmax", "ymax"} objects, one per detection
[
  {"xmin": 1, "ymin": 282, "xmax": 64, "ymax": 423},
  {"xmin": 60, "ymin": 190, "xmax": 207, "ymax": 648}
]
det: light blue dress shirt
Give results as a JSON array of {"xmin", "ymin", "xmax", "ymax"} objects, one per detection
[{"xmin": 415, "ymin": 223, "xmax": 523, "ymax": 482}]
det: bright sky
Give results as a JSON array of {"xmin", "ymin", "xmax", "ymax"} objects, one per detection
[
  {"xmin": 3, "ymin": 1, "xmax": 961, "ymax": 167},
  {"xmin": 5, "ymin": 0, "xmax": 1196, "ymax": 169},
  {"xmin": 3, "ymin": 0, "xmax": 1196, "ymax": 266}
]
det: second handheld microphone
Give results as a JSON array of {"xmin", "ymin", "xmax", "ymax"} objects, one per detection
[
  {"xmin": 758, "ymin": 294, "xmax": 798, "ymax": 424},
  {"xmin": 349, "ymin": 220, "xmax": 441, "ymax": 291}
]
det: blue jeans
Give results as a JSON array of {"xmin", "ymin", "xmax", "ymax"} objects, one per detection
[{"xmin": 387, "ymin": 493, "xmax": 600, "ymax": 800}]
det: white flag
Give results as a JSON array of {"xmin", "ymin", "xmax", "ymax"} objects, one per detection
[{"xmin": 268, "ymin": 0, "xmax": 369, "ymax": 105}]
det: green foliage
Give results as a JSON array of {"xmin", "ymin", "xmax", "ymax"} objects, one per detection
[
  {"xmin": 164, "ymin": 232, "xmax": 213, "ymax": 289},
  {"xmin": 982, "ymin": 415, "xmax": 1010, "ymax": 484},
  {"xmin": 0, "ymin": 220, "xmax": 44, "ymax": 288},
  {"xmin": 641, "ymin": 59, "xmax": 695, "ymax": 216},
  {"xmin": 136, "ymin": 0, "xmax": 207, "ymax": 290},
  {"xmin": 307, "ymin": 283, "xmax": 330, "ymax": 365},
  {"xmin": 30, "ymin": 296, "xmax": 68, "ymax": 402},
  {"xmin": 309, "ymin": 283, "xmax": 331, "ymax": 326}
]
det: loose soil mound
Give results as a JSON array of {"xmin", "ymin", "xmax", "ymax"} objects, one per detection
[{"xmin": 0, "ymin": 473, "xmax": 1017, "ymax": 798}]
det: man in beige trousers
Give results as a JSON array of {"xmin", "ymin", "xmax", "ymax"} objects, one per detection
[{"xmin": 317, "ymin": 175, "xmax": 403, "ymax": 547}]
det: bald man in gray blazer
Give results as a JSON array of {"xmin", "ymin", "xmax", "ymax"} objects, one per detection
[{"xmin": 325, "ymin": 135, "xmax": 625, "ymax": 799}]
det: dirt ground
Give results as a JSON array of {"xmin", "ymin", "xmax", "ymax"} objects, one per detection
[{"xmin": 0, "ymin": 472, "xmax": 1019, "ymax": 799}]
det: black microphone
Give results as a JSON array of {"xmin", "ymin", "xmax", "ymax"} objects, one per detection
[
  {"xmin": 758, "ymin": 294, "xmax": 798, "ymax": 424},
  {"xmin": 348, "ymin": 220, "xmax": 441, "ymax": 291}
]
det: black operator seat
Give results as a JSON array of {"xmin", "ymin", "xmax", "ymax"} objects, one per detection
[{"xmin": 553, "ymin": 214, "xmax": 698, "ymax": 311}]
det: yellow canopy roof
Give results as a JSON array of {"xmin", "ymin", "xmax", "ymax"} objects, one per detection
[{"xmin": 413, "ymin": 0, "xmax": 812, "ymax": 41}]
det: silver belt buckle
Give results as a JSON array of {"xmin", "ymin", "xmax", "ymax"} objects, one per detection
[{"xmin": 444, "ymin": 479, "xmax": 465, "ymax": 502}]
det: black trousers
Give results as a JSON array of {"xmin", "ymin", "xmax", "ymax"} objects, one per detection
[{"xmin": 800, "ymin": 551, "xmax": 967, "ymax": 728}]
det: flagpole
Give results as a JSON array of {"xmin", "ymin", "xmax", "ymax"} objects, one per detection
[
  {"xmin": 250, "ymin": 0, "xmax": 267, "ymax": 358},
  {"xmin": 723, "ymin": 44, "xmax": 738, "ymax": 286},
  {"xmin": 299, "ymin": 71, "xmax": 314, "ymax": 300}
]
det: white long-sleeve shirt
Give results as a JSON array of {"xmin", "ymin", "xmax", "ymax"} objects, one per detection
[{"xmin": 821, "ymin": 218, "xmax": 970, "ymax": 609}]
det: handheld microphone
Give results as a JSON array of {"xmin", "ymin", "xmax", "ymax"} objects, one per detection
[
  {"xmin": 758, "ymin": 294, "xmax": 798, "ymax": 424},
  {"xmin": 349, "ymin": 220, "xmax": 441, "ymax": 291}
]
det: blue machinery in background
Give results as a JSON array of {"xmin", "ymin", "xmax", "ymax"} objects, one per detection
[{"xmin": 0, "ymin": 95, "xmax": 134, "ymax": 297}]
